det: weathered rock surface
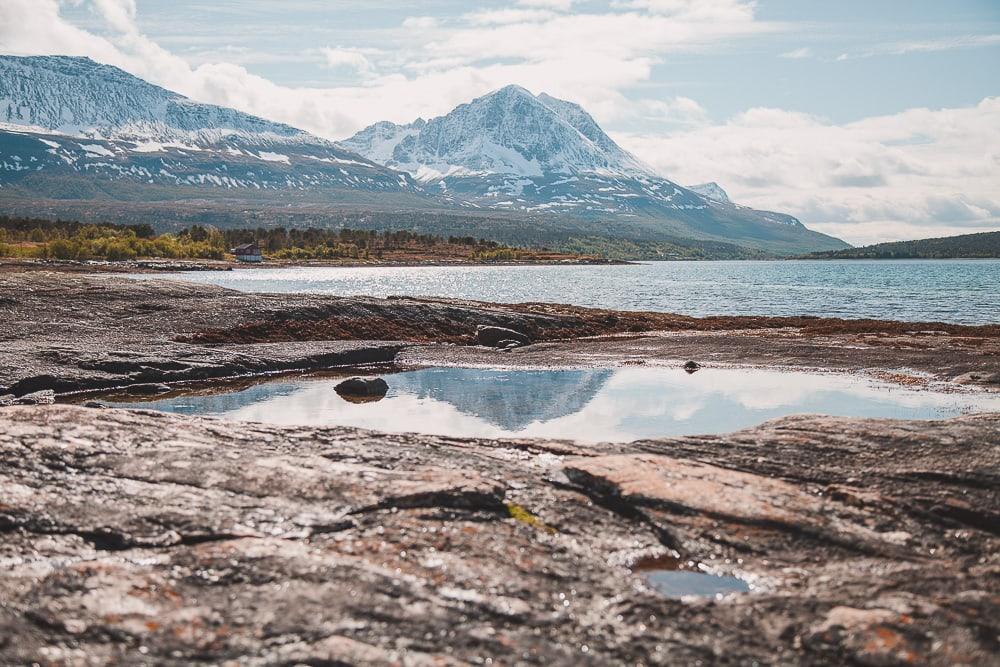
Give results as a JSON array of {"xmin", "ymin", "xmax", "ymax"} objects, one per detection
[{"xmin": 1, "ymin": 406, "xmax": 997, "ymax": 665}]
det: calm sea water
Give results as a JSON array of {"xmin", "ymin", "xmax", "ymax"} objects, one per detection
[
  {"xmin": 103, "ymin": 367, "xmax": 1000, "ymax": 443},
  {"xmin": 140, "ymin": 259, "xmax": 999, "ymax": 324}
]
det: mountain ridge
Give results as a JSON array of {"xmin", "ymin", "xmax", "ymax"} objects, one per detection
[
  {"xmin": 341, "ymin": 86, "xmax": 848, "ymax": 254},
  {"xmin": 0, "ymin": 55, "xmax": 848, "ymax": 256}
]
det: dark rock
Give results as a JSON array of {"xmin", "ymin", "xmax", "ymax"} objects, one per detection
[
  {"xmin": 683, "ymin": 360, "xmax": 700, "ymax": 373},
  {"xmin": 82, "ymin": 400, "xmax": 109, "ymax": 409},
  {"xmin": 335, "ymin": 377, "xmax": 389, "ymax": 400},
  {"xmin": 126, "ymin": 383, "xmax": 172, "ymax": 396},
  {"xmin": 477, "ymin": 325, "xmax": 531, "ymax": 348}
]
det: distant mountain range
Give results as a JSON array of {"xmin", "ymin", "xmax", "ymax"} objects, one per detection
[
  {"xmin": 0, "ymin": 55, "xmax": 848, "ymax": 256},
  {"xmin": 806, "ymin": 230, "xmax": 1000, "ymax": 259}
]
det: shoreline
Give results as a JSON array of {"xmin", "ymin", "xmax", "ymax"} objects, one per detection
[
  {"xmin": 0, "ymin": 255, "xmax": 631, "ymax": 274},
  {"xmin": 2, "ymin": 271, "xmax": 997, "ymax": 398}
]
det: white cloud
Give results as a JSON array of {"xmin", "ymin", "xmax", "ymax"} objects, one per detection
[
  {"xmin": 615, "ymin": 98, "xmax": 1000, "ymax": 244},
  {"xmin": 612, "ymin": 0, "xmax": 757, "ymax": 22},
  {"xmin": 780, "ymin": 47, "xmax": 812, "ymax": 59},
  {"xmin": 463, "ymin": 9, "xmax": 558, "ymax": 26},
  {"xmin": 837, "ymin": 34, "xmax": 1000, "ymax": 60},
  {"xmin": 91, "ymin": 0, "xmax": 137, "ymax": 34},
  {"xmin": 517, "ymin": 0, "xmax": 575, "ymax": 10},
  {"xmin": 320, "ymin": 47, "xmax": 374, "ymax": 76},
  {"xmin": 401, "ymin": 16, "xmax": 438, "ymax": 30}
]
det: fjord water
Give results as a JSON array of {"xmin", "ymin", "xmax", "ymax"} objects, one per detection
[
  {"xmin": 104, "ymin": 367, "xmax": 1000, "ymax": 443},
  {"xmin": 143, "ymin": 259, "xmax": 1000, "ymax": 325}
]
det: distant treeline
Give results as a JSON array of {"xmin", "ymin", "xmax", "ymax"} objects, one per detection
[
  {"xmin": 0, "ymin": 216, "xmax": 521, "ymax": 262},
  {"xmin": 806, "ymin": 231, "xmax": 1000, "ymax": 260}
]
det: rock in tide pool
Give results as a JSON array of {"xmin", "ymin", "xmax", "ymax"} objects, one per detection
[
  {"xmin": 477, "ymin": 325, "xmax": 531, "ymax": 348},
  {"xmin": 335, "ymin": 377, "xmax": 389, "ymax": 402}
]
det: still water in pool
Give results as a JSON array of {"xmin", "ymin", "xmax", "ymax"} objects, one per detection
[{"xmin": 103, "ymin": 366, "xmax": 1000, "ymax": 442}]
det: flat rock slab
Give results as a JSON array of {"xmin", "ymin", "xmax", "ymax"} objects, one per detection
[{"xmin": 1, "ymin": 406, "xmax": 998, "ymax": 665}]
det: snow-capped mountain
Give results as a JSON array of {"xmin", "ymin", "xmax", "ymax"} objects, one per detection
[
  {"xmin": 341, "ymin": 85, "xmax": 651, "ymax": 179},
  {"xmin": 339, "ymin": 86, "xmax": 848, "ymax": 254},
  {"xmin": 0, "ymin": 55, "xmax": 420, "ymax": 197},
  {"xmin": 687, "ymin": 182, "xmax": 731, "ymax": 204}
]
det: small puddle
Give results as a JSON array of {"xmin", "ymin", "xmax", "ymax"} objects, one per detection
[
  {"xmin": 633, "ymin": 555, "xmax": 751, "ymax": 599},
  {"xmin": 78, "ymin": 365, "xmax": 1000, "ymax": 443}
]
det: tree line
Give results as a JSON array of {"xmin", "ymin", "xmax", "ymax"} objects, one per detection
[{"xmin": 0, "ymin": 216, "xmax": 519, "ymax": 262}]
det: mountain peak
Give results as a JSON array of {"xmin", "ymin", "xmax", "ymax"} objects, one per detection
[
  {"xmin": 342, "ymin": 85, "xmax": 653, "ymax": 179},
  {"xmin": 487, "ymin": 84, "xmax": 535, "ymax": 99},
  {"xmin": 688, "ymin": 182, "xmax": 731, "ymax": 203}
]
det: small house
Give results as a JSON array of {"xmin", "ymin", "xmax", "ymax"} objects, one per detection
[{"xmin": 231, "ymin": 242, "xmax": 263, "ymax": 263}]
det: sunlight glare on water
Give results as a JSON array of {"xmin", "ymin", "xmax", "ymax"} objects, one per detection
[{"xmin": 135, "ymin": 259, "xmax": 1000, "ymax": 325}]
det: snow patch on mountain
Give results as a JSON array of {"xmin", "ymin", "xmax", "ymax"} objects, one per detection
[{"xmin": 688, "ymin": 182, "xmax": 731, "ymax": 204}]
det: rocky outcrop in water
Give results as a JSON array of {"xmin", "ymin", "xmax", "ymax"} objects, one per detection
[{"xmin": 1, "ymin": 406, "xmax": 997, "ymax": 664}]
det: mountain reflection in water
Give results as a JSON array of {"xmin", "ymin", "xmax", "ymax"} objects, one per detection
[{"xmin": 104, "ymin": 366, "xmax": 1000, "ymax": 443}]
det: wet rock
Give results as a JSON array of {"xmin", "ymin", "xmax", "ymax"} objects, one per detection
[
  {"xmin": 82, "ymin": 400, "xmax": 109, "ymax": 409},
  {"xmin": 497, "ymin": 338, "xmax": 525, "ymax": 350},
  {"xmin": 683, "ymin": 360, "xmax": 700, "ymax": 373},
  {"xmin": 477, "ymin": 325, "xmax": 531, "ymax": 348},
  {"xmin": 126, "ymin": 382, "xmax": 173, "ymax": 396},
  {"xmin": 335, "ymin": 376, "xmax": 389, "ymax": 400}
]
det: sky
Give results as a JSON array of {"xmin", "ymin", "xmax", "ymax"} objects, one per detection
[{"xmin": 1, "ymin": 0, "xmax": 999, "ymax": 245}]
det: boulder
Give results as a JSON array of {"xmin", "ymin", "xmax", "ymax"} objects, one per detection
[
  {"xmin": 477, "ymin": 325, "xmax": 530, "ymax": 348},
  {"xmin": 335, "ymin": 377, "xmax": 389, "ymax": 401}
]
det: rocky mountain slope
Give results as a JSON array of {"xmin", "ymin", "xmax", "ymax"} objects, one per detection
[
  {"xmin": 342, "ymin": 86, "xmax": 847, "ymax": 253},
  {"xmin": 0, "ymin": 55, "xmax": 424, "ymax": 201}
]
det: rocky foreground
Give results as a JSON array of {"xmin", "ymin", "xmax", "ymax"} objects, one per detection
[
  {"xmin": 1, "ymin": 271, "xmax": 999, "ymax": 664},
  {"xmin": 0, "ymin": 407, "xmax": 997, "ymax": 665}
]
